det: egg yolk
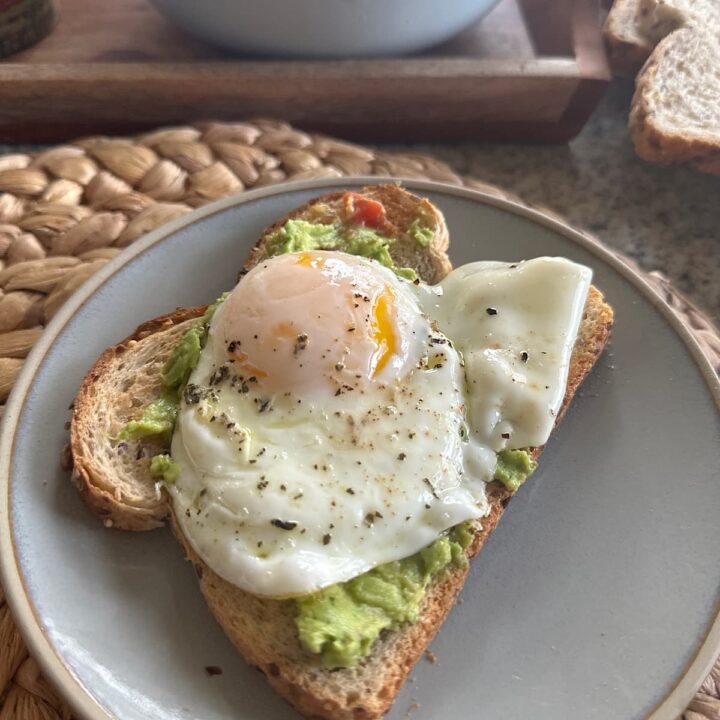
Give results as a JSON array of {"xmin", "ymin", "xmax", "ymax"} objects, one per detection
[
  {"xmin": 369, "ymin": 287, "xmax": 396, "ymax": 378},
  {"xmin": 218, "ymin": 251, "xmax": 417, "ymax": 396}
]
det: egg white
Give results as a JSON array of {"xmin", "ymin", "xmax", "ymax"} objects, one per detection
[{"xmin": 169, "ymin": 269, "xmax": 488, "ymax": 598}]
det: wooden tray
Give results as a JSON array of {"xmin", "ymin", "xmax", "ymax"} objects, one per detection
[{"xmin": 0, "ymin": 0, "xmax": 610, "ymax": 143}]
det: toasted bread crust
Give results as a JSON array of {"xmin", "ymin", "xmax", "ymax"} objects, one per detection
[
  {"xmin": 70, "ymin": 306, "xmax": 206, "ymax": 531},
  {"xmin": 68, "ymin": 186, "xmax": 614, "ymax": 719}
]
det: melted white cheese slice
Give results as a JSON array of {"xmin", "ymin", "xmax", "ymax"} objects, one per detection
[{"xmin": 415, "ymin": 257, "xmax": 592, "ymax": 452}]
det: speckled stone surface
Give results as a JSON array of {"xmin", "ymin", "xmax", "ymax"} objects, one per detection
[{"xmin": 414, "ymin": 79, "xmax": 720, "ymax": 324}]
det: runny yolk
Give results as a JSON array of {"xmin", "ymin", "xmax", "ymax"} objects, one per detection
[{"xmin": 369, "ymin": 286, "xmax": 397, "ymax": 378}]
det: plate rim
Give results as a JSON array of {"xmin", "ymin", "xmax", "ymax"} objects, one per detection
[{"xmin": 1, "ymin": 176, "xmax": 718, "ymax": 720}]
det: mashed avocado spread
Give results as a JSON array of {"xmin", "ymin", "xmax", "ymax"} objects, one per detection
[
  {"xmin": 265, "ymin": 219, "xmax": 418, "ymax": 280},
  {"xmin": 296, "ymin": 525, "xmax": 472, "ymax": 668},
  {"xmin": 408, "ymin": 218, "xmax": 434, "ymax": 247},
  {"xmin": 123, "ymin": 216, "xmax": 538, "ymax": 669},
  {"xmin": 149, "ymin": 453, "xmax": 180, "ymax": 484},
  {"xmin": 494, "ymin": 449, "xmax": 536, "ymax": 492},
  {"xmin": 119, "ymin": 394, "xmax": 178, "ymax": 442},
  {"xmin": 119, "ymin": 299, "xmax": 224, "ymax": 448}
]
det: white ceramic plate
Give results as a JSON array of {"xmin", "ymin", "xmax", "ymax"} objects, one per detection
[{"xmin": 2, "ymin": 179, "xmax": 719, "ymax": 720}]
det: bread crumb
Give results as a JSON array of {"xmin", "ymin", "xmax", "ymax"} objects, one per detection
[
  {"xmin": 424, "ymin": 650, "xmax": 437, "ymax": 664},
  {"xmin": 205, "ymin": 665, "xmax": 223, "ymax": 677},
  {"xmin": 407, "ymin": 701, "xmax": 421, "ymax": 714},
  {"xmin": 103, "ymin": 518, "xmax": 113, "ymax": 528},
  {"xmin": 456, "ymin": 597, "xmax": 464, "ymax": 605}
]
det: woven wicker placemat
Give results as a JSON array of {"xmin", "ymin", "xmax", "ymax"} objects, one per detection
[{"xmin": 0, "ymin": 120, "xmax": 718, "ymax": 720}]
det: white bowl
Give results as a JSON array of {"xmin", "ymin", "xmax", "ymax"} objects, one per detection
[{"xmin": 150, "ymin": 0, "xmax": 499, "ymax": 58}]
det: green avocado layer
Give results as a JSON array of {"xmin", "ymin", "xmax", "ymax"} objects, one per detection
[
  {"xmin": 494, "ymin": 449, "xmax": 537, "ymax": 492},
  {"xmin": 149, "ymin": 453, "xmax": 180, "ymax": 484},
  {"xmin": 119, "ymin": 298, "xmax": 225, "ymax": 455},
  {"xmin": 296, "ymin": 525, "xmax": 472, "ymax": 668},
  {"xmin": 264, "ymin": 219, "xmax": 417, "ymax": 280}
]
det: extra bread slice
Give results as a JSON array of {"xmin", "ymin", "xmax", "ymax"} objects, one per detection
[
  {"xmin": 630, "ymin": 25, "xmax": 720, "ymax": 172},
  {"xmin": 603, "ymin": 0, "xmax": 719, "ymax": 75},
  {"xmin": 604, "ymin": 0, "xmax": 658, "ymax": 76},
  {"xmin": 69, "ymin": 185, "xmax": 614, "ymax": 719}
]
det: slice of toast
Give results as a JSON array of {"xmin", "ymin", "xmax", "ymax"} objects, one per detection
[
  {"xmin": 69, "ymin": 185, "xmax": 613, "ymax": 719},
  {"xmin": 604, "ymin": 0, "xmax": 720, "ymax": 75},
  {"xmin": 604, "ymin": 0, "xmax": 658, "ymax": 76},
  {"xmin": 629, "ymin": 25, "xmax": 720, "ymax": 173}
]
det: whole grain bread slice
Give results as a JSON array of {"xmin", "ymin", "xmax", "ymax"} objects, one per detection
[
  {"xmin": 603, "ymin": 0, "xmax": 720, "ymax": 75},
  {"xmin": 69, "ymin": 185, "xmax": 613, "ymax": 719},
  {"xmin": 629, "ymin": 25, "xmax": 720, "ymax": 172},
  {"xmin": 604, "ymin": 0, "xmax": 658, "ymax": 76}
]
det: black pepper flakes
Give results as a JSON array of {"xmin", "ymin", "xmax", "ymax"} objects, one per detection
[
  {"xmin": 486, "ymin": 307, "xmax": 498, "ymax": 316},
  {"xmin": 521, "ymin": 351, "xmax": 529, "ymax": 363},
  {"xmin": 270, "ymin": 519, "xmax": 297, "ymax": 531},
  {"xmin": 322, "ymin": 533, "xmax": 331, "ymax": 546},
  {"xmin": 209, "ymin": 365, "xmax": 229, "ymax": 385},
  {"xmin": 501, "ymin": 432, "xmax": 510, "ymax": 439},
  {"xmin": 397, "ymin": 452, "xmax": 407, "ymax": 461},
  {"xmin": 183, "ymin": 383, "xmax": 203, "ymax": 404},
  {"xmin": 294, "ymin": 333, "xmax": 309, "ymax": 355},
  {"xmin": 422, "ymin": 477, "xmax": 439, "ymax": 499}
]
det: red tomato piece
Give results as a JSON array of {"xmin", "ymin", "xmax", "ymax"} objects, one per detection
[{"xmin": 342, "ymin": 192, "xmax": 387, "ymax": 229}]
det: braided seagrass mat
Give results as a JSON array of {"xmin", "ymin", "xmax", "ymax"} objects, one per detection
[{"xmin": 0, "ymin": 120, "xmax": 718, "ymax": 720}]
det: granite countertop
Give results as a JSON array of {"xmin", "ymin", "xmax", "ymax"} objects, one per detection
[{"xmin": 419, "ymin": 79, "xmax": 720, "ymax": 325}]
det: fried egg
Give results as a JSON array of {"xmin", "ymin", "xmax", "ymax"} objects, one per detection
[{"xmin": 169, "ymin": 251, "xmax": 591, "ymax": 597}]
